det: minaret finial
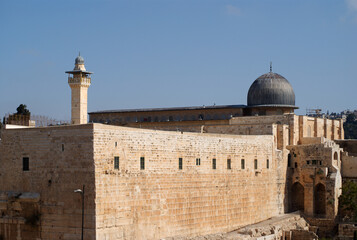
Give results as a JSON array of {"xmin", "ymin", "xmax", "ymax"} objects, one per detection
[
  {"xmin": 270, "ymin": 61, "xmax": 272, "ymax": 72},
  {"xmin": 79, "ymin": 51, "xmax": 81, "ymax": 56}
]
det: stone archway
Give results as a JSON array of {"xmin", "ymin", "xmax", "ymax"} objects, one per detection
[
  {"xmin": 314, "ymin": 183, "xmax": 326, "ymax": 216},
  {"xmin": 291, "ymin": 182, "xmax": 304, "ymax": 212}
]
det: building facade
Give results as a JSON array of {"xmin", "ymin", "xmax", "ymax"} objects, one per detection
[{"xmin": 0, "ymin": 55, "xmax": 355, "ymax": 239}]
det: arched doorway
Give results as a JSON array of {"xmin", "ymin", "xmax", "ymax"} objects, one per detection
[
  {"xmin": 291, "ymin": 182, "xmax": 304, "ymax": 212},
  {"xmin": 314, "ymin": 183, "xmax": 326, "ymax": 216}
]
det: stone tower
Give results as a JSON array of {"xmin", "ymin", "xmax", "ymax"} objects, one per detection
[{"xmin": 66, "ymin": 53, "xmax": 92, "ymax": 124}]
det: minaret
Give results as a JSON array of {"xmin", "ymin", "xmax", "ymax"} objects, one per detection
[{"xmin": 65, "ymin": 53, "xmax": 92, "ymax": 124}]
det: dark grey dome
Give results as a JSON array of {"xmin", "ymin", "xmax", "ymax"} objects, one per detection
[
  {"xmin": 75, "ymin": 54, "xmax": 84, "ymax": 65},
  {"xmin": 247, "ymin": 72, "xmax": 295, "ymax": 107}
]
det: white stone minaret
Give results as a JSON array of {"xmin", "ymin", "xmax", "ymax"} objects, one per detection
[{"xmin": 66, "ymin": 53, "xmax": 92, "ymax": 124}]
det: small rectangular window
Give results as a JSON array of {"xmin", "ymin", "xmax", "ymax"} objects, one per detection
[
  {"xmin": 227, "ymin": 159, "xmax": 231, "ymax": 169},
  {"xmin": 179, "ymin": 158, "xmax": 183, "ymax": 170},
  {"xmin": 212, "ymin": 158, "xmax": 216, "ymax": 169},
  {"xmin": 254, "ymin": 159, "xmax": 258, "ymax": 170},
  {"xmin": 140, "ymin": 157, "xmax": 145, "ymax": 170},
  {"xmin": 294, "ymin": 162, "xmax": 298, "ymax": 168},
  {"xmin": 61, "ymin": 144, "xmax": 64, "ymax": 152},
  {"xmin": 23, "ymin": 157, "xmax": 29, "ymax": 171},
  {"xmin": 241, "ymin": 159, "xmax": 245, "ymax": 169},
  {"xmin": 266, "ymin": 159, "xmax": 269, "ymax": 169},
  {"xmin": 319, "ymin": 161, "xmax": 322, "ymax": 165},
  {"xmin": 196, "ymin": 158, "xmax": 201, "ymax": 166},
  {"xmin": 115, "ymin": 142, "xmax": 117, "ymax": 147},
  {"xmin": 114, "ymin": 156, "xmax": 119, "ymax": 169},
  {"xmin": 312, "ymin": 160, "xmax": 317, "ymax": 165},
  {"xmin": 307, "ymin": 160, "xmax": 310, "ymax": 165}
]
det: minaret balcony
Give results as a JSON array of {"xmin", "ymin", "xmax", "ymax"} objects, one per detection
[{"xmin": 68, "ymin": 76, "xmax": 91, "ymax": 86}]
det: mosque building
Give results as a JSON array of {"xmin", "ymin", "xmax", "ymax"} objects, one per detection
[{"xmin": 0, "ymin": 54, "xmax": 356, "ymax": 239}]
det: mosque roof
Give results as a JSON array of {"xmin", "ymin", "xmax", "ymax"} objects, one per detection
[
  {"xmin": 247, "ymin": 71, "xmax": 296, "ymax": 108},
  {"xmin": 89, "ymin": 104, "xmax": 246, "ymax": 114}
]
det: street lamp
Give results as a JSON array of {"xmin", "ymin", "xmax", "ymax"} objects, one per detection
[{"xmin": 74, "ymin": 185, "xmax": 85, "ymax": 240}]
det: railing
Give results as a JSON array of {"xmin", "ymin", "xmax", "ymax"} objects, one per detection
[{"xmin": 68, "ymin": 76, "xmax": 91, "ymax": 85}]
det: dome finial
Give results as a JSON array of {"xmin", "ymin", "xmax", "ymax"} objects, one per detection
[
  {"xmin": 79, "ymin": 51, "xmax": 81, "ymax": 56},
  {"xmin": 270, "ymin": 61, "xmax": 272, "ymax": 72}
]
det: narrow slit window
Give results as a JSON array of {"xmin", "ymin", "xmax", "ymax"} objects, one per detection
[
  {"xmin": 288, "ymin": 154, "xmax": 292, "ymax": 167},
  {"xmin": 227, "ymin": 159, "xmax": 231, "ymax": 169},
  {"xmin": 140, "ymin": 157, "xmax": 145, "ymax": 170},
  {"xmin": 179, "ymin": 158, "xmax": 183, "ymax": 170},
  {"xmin": 196, "ymin": 158, "xmax": 201, "ymax": 166},
  {"xmin": 23, "ymin": 157, "xmax": 29, "ymax": 171},
  {"xmin": 254, "ymin": 159, "xmax": 258, "ymax": 170},
  {"xmin": 114, "ymin": 156, "xmax": 119, "ymax": 169},
  {"xmin": 212, "ymin": 158, "xmax": 216, "ymax": 170},
  {"xmin": 295, "ymin": 162, "xmax": 298, "ymax": 168},
  {"xmin": 241, "ymin": 159, "xmax": 245, "ymax": 169},
  {"xmin": 61, "ymin": 144, "xmax": 64, "ymax": 152},
  {"xmin": 266, "ymin": 159, "xmax": 269, "ymax": 169}
]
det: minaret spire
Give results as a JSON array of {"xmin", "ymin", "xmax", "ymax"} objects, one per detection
[{"xmin": 270, "ymin": 61, "xmax": 272, "ymax": 72}]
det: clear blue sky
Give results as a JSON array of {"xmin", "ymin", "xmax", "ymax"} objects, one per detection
[{"xmin": 1, "ymin": 0, "xmax": 356, "ymax": 121}]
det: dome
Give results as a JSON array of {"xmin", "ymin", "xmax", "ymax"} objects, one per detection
[
  {"xmin": 247, "ymin": 72, "xmax": 295, "ymax": 107},
  {"xmin": 75, "ymin": 54, "xmax": 84, "ymax": 65}
]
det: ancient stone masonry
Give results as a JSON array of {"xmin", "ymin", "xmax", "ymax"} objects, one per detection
[
  {"xmin": 93, "ymin": 124, "xmax": 280, "ymax": 239},
  {"xmin": 287, "ymin": 138, "xmax": 343, "ymax": 220},
  {"xmin": 0, "ymin": 125, "xmax": 96, "ymax": 240},
  {"xmin": 0, "ymin": 123, "xmax": 285, "ymax": 239},
  {"xmin": 0, "ymin": 56, "xmax": 354, "ymax": 239}
]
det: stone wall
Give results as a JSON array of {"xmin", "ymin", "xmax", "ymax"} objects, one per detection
[
  {"xmin": 338, "ymin": 223, "xmax": 357, "ymax": 239},
  {"xmin": 0, "ymin": 125, "xmax": 96, "ymax": 240},
  {"xmin": 89, "ymin": 107, "xmax": 243, "ymax": 125},
  {"xmin": 335, "ymin": 140, "xmax": 357, "ymax": 179},
  {"xmin": 287, "ymin": 140, "xmax": 343, "ymax": 219},
  {"xmin": 92, "ymin": 124, "xmax": 282, "ymax": 239}
]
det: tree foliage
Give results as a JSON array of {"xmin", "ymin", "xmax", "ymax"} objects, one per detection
[
  {"xmin": 16, "ymin": 104, "xmax": 30, "ymax": 116},
  {"xmin": 339, "ymin": 180, "xmax": 357, "ymax": 222},
  {"xmin": 344, "ymin": 113, "xmax": 357, "ymax": 139}
]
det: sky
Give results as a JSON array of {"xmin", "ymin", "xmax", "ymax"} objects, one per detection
[{"xmin": 0, "ymin": 0, "xmax": 356, "ymax": 121}]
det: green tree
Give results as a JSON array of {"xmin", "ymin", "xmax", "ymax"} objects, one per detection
[
  {"xmin": 16, "ymin": 104, "xmax": 30, "ymax": 115},
  {"xmin": 344, "ymin": 113, "xmax": 357, "ymax": 139},
  {"xmin": 339, "ymin": 181, "xmax": 357, "ymax": 222}
]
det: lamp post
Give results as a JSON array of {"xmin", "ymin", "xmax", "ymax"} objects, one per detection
[{"xmin": 74, "ymin": 185, "xmax": 85, "ymax": 240}]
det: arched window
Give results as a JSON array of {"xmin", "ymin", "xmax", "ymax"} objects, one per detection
[
  {"xmin": 291, "ymin": 182, "xmax": 304, "ymax": 212},
  {"xmin": 314, "ymin": 183, "xmax": 326, "ymax": 216}
]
